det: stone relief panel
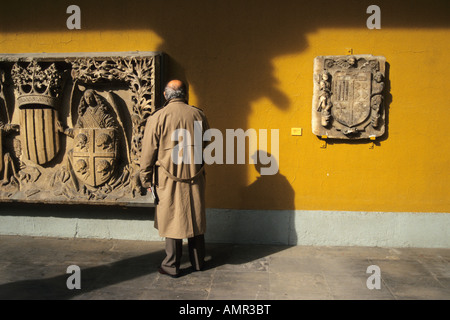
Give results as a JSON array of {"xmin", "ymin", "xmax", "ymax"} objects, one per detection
[
  {"xmin": 312, "ymin": 55, "xmax": 386, "ymax": 139},
  {"xmin": 0, "ymin": 52, "xmax": 163, "ymax": 206}
]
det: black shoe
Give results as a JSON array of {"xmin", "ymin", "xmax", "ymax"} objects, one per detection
[
  {"xmin": 158, "ymin": 267, "xmax": 179, "ymax": 278},
  {"xmin": 191, "ymin": 263, "xmax": 205, "ymax": 272}
]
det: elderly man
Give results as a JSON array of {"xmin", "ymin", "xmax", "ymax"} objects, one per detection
[{"xmin": 140, "ymin": 80, "xmax": 210, "ymax": 277}]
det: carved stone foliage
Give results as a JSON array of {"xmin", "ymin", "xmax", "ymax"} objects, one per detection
[
  {"xmin": 312, "ymin": 55, "xmax": 386, "ymax": 139},
  {"xmin": 0, "ymin": 52, "xmax": 163, "ymax": 206}
]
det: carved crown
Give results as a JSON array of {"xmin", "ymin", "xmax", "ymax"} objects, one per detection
[{"xmin": 11, "ymin": 61, "xmax": 64, "ymax": 109}]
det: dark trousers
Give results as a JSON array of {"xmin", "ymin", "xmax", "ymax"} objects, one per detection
[{"xmin": 160, "ymin": 234, "xmax": 205, "ymax": 276}]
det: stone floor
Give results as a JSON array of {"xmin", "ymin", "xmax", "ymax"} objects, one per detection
[{"xmin": 0, "ymin": 235, "xmax": 449, "ymax": 300}]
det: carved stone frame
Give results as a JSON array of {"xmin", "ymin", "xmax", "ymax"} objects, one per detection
[{"xmin": 0, "ymin": 52, "xmax": 164, "ymax": 206}]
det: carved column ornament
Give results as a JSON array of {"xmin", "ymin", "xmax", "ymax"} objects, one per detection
[
  {"xmin": 0, "ymin": 52, "xmax": 163, "ymax": 206},
  {"xmin": 312, "ymin": 55, "xmax": 386, "ymax": 139}
]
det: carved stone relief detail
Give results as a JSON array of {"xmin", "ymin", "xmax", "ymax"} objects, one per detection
[
  {"xmin": 11, "ymin": 61, "xmax": 65, "ymax": 165},
  {"xmin": 312, "ymin": 55, "xmax": 386, "ymax": 139},
  {"xmin": 70, "ymin": 57, "xmax": 154, "ymax": 166},
  {"xmin": 0, "ymin": 52, "xmax": 163, "ymax": 206},
  {"xmin": 0, "ymin": 68, "xmax": 20, "ymax": 192}
]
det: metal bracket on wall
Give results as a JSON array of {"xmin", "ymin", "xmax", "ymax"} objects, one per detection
[
  {"xmin": 320, "ymin": 135, "xmax": 328, "ymax": 148},
  {"xmin": 369, "ymin": 135, "xmax": 376, "ymax": 149}
]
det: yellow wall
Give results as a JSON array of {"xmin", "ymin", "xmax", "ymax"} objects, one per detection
[{"xmin": 1, "ymin": 0, "xmax": 449, "ymax": 213}]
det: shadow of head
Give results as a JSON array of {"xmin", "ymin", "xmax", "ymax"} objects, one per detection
[
  {"xmin": 244, "ymin": 150, "xmax": 295, "ymax": 211},
  {"xmin": 250, "ymin": 150, "xmax": 279, "ymax": 177}
]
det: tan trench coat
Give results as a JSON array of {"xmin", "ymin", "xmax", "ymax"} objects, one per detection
[{"xmin": 140, "ymin": 98, "xmax": 209, "ymax": 239}]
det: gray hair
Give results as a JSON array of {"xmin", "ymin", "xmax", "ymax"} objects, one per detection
[{"xmin": 164, "ymin": 82, "xmax": 187, "ymax": 101}]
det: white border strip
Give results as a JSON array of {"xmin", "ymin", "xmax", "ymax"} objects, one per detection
[{"xmin": 0, "ymin": 209, "xmax": 448, "ymax": 248}]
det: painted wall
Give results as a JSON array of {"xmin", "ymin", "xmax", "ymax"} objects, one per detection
[{"xmin": 0, "ymin": 0, "xmax": 449, "ymax": 216}]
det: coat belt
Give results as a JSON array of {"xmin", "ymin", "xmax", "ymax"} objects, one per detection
[{"xmin": 156, "ymin": 161, "xmax": 205, "ymax": 183}]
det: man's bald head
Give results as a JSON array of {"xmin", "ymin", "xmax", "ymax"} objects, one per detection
[{"xmin": 164, "ymin": 80, "xmax": 187, "ymax": 102}]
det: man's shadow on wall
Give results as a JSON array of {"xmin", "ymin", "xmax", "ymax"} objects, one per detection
[
  {"xmin": 206, "ymin": 150, "xmax": 297, "ymax": 248},
  {"xmin": 241, "ymin": 150, "xmax": 297, "ymax": 246}
]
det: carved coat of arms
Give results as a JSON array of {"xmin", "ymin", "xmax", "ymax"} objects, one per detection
[
  {"xmin": 312, "ymin": 55, "xmax": 386, "ymax": 139},
  {"xmin": 71, "ymin": 90, "xmax": 118, "ymax": 188},
  {"xmin": 72, "ymin": 127, "xmax": 117, "ymax": 187},
  {"xmin": 331, "ymin": 70, "xmax": 372, "ymax": 128},
  {"xmin": 11, "ymin": 61, "xmax": 64, "ymax": 164}
]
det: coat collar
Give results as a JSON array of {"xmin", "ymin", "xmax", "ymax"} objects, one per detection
[{"xmin": 164, "ymin": 98, "xmax": 187, "ymax": 106}]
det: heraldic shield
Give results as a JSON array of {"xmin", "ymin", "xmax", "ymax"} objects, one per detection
[
  {"xmin": 11, "ymin": 61, "xmax": 64, "ymax": 166},
  {"xmin": 20, "ymin": 107, "xmax": 61, "ymax": 165},
  {"xmin": 72, "ymin": 128, "xmax": 117, "ymax": 188},
  {"xmin": 331, "ymin": 71, "xmax": 372, "ymax": 128}
]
